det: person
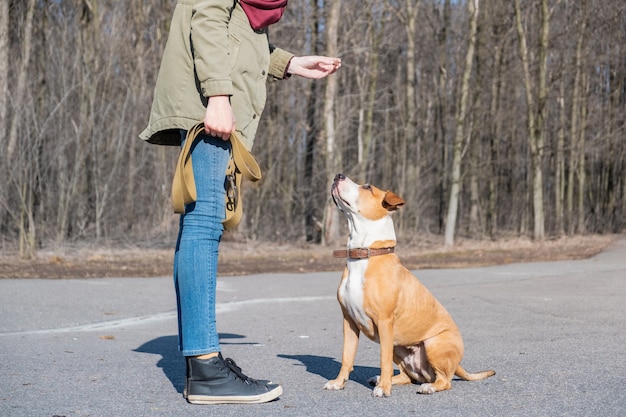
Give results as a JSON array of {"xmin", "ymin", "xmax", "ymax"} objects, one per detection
[{"xmin": 139, "ymin": 0, "xmax": 341, "ymax": 405}]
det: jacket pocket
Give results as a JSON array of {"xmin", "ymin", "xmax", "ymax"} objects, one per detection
[{"xmin": 229, "ymin": 33, "xmax": 241, "ymax": 71}]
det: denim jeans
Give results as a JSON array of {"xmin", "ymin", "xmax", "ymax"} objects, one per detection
[{"xmin": 173, "ymin": 131, "xmax": 230, "ymax": 356}]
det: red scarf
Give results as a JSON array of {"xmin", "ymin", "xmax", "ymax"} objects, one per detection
[{"xmin": 239, "ymin": 0, "xmax": 288, "ymax": 30}]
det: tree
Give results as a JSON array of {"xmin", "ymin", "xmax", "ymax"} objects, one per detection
[
  {"xmin": 0, "ymin": 1, "xmax": 7, "ymax": 145},
  {"xmin": 322, "ymin": 0, "xmax": 342, "ymax": 245},
  {"xmin": 444, "ymin": 0, "xmax": 479, "ymax": 246},
  {"xmin": 1, "ymin": 0, "xmax": 625, "ymax": 252},
  {"xmin": 513, "ymin": 0, "xmax": 549, "ymax": 240}
]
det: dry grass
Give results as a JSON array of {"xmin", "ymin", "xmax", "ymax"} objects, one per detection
[{"xmin": 0, "ymin": 234, "xmax": 619, "ymax": 279}]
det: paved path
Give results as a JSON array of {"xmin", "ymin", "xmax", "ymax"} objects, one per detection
[{"xmin": 1, "ymin": 237, "xmax": 625, "ymax": 417}]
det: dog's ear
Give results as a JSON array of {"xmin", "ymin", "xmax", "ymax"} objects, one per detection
[{"xmin": 382, "ymin": 191, "xmax": 405, "ymax": 211}]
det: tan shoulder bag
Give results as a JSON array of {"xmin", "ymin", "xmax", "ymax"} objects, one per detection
[{"xmin": 171, "ymin": 123, "xmax": 262, "ymax": 230}]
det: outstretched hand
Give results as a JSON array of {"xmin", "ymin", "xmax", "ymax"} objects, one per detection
[{"xmin": 287, "ymin": 56, "xmax": 342, "ymax": 79}]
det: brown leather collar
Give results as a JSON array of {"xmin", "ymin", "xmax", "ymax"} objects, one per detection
[{"xmin": 333, "ymin": 247, "xmax": 395, "ymax": 259}]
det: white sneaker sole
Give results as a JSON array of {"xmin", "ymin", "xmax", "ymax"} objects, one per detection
[{"xmin": 187, "ymin": 385, "xmax": 283, "ymax": 405}]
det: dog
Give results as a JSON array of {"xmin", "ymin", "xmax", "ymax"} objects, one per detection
[{"xmin": 324, "ymin": 174, "xmax": 495, "ymax": 397}]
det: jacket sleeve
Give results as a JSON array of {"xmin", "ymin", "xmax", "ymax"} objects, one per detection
[
  {"xmin": 191, "ymin": 0, "xmax": 236, "ymax": 97},
  {"xmin": 269, "ymin": 45, "xmax": 294, "ymax": 80}
]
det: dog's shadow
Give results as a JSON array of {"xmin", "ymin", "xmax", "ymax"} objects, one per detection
[
  {"xmin": 134, "ymin": 333, "xmax": 258, "ymax": 393},
  {"xmin": 278, "ymin": 354, "xmax": 384, "ymax": 389}
]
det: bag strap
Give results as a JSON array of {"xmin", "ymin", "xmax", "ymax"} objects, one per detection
[
  {"xmin": 229, "ymin": 129, "xmax": 261, "ymax": 182},
  {"xmin": 181, "ymin": 122, "xmax": 261, "ymax": 184},
  {"xmin": 172, "ymin": 123, "xmax": 206, "ymax": 213},
  {"xmin": 171, "ymin": 123, "xmax": 261, "ymax": 214}
]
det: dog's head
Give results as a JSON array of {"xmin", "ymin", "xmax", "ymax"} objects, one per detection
[
  {"xmin": 331, "ymin": 174, "xmax": 404, "ymax": 248},
  {"xmin": 331, "ymin": 174, "xmax": 405, "ymax": 218}
]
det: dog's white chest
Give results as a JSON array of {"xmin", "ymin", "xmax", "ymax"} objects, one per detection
[{"xmin": 338, "ymin": 260, "xmax": 372, "ymax": 333}]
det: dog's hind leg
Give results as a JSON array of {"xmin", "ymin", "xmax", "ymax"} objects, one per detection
[
  {"xmin": 367, "ymin": 350, "xmax": 414, "ymax": 389},
  {"xmin": 416, "ymin": 331, "xmax": 463, "ymax": 394},
  {"xmin": 368, "ymin": 368, "xmax": 412, "ymax": 388},
  {"xmin": 391, "ymin": 368, "xmax": 413, "ymax": 385}
]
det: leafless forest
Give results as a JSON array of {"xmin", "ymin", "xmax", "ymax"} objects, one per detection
[{"xmin": 1, "ymin": 0, "xmax": 624, "ymax": 258}]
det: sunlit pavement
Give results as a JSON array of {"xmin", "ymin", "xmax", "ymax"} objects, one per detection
[{"xmin": 1, "ymin": 237, "xmax": 625, "ymax": 417}]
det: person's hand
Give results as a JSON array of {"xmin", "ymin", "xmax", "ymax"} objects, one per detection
[
  {"xmin": 204, "ymin": 95, "xmax": 235, "ymax": 140},
  {"xmin": 287, "ymin": 56, "xmax": 342, "ymax": 79}
]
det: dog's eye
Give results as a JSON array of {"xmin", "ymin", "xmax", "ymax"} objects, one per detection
[{"xmin": 362, "ymin": 184, "xmax": 371, "ymax": 190}]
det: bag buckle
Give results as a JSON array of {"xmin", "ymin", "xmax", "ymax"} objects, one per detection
[{"xmin": 225, "ymin": 174, "xmax": 237, "ymax": 210}]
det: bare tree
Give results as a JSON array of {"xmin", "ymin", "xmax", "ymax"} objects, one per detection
[
  {"xmin": 435, "ymin": 0, "xmax": 451, "ymax": 234},
  {"xmin": 566, "ymin": 0, "xmax": 588, "ymax": 234},
  {"xmin": 1, "ymin": 0, "xmax": 624, "ymax": 252},
  {"xmin": 444, "ymin": 0, "xmax": 479, "ymax": 246},
  {"xmin": 513, "ymin": 0, "xmax": 549, "ymax": 240},
  {"xmin": 0, "ymin": 1, "xmax": 7, "ymax": 145},
  {"xmin": 322, "ymin": 0, "xmax": 342, "ymax": 245}
]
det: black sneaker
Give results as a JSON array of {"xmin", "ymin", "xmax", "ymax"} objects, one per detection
[
  {"xmin": 183, "ymin": 356, "xmax": 272, "ymax": 399},
  {"xmin": 185, "ymin": 354, "xmax": 282, "ymax": 404},
  {"xmin": 183, "ymin": 353, "xmax": 272, "ymax": 399}
]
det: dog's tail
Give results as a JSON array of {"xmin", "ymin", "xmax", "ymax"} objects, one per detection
[{"xmin": 455, "ymin": 365, "xmax": 495, "ymax": 381}]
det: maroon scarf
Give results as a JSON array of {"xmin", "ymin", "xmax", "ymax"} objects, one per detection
[{"xmin": 239, "ymin": 0, "xmax": 288, "ymax": 30}]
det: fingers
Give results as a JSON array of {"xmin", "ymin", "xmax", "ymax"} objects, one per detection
[
  {"xmin": 290, "ymin": 56, "xmax": 342, "ymax": 79},
  {"xmin": 312, "ymin": 56, "xmax": 342, "ymax": 69},
  {"xmin": 202, "ymin": 120, "xmax": 233, "ymax": 140},
  {"xmin": 205, "ymin": 128, "xmax": 231, "ymax": 141}
]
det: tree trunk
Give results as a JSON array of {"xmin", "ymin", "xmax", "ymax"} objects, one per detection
[
  {"xmin": 10, "ymin": 0, "xmax": 37, "ymax": 258},
  {"xmin": 567, "ymin": 0, "xmax": 587, "ymax": 234},
  {"xmin": 401, "ymin": 0, "xmax": 419, "ymax": 199},
  {"xmin": 487, "ymin": 31, "xmax": 504, "ymax": 239},
  {"xmin": 577, "ymin": 73, "xmax": 589, "ymax": 233},
  {"xmin": 322, "ymin": 0, "xmax": 341, "ymax": 245},
  {"xmin": 556, "ymin": 79, "xmax": 566, "ymax": 236},
  {"xmin": 0, "ymin": 1, "xmax": 7, "ymax": 147},
  {"xmin": 469, "ymin": 122, "xmax": 481, "ymax": 236},
  {"xmin": 7, "ymin": 0, "xmax": 36, "ymax": 163},
  {"xmin": 513, "ymin": 0, "xmax": 546, "ymax": 240},
  {"xmin": 436, "ymin": 0, "xmax": 450, "ymax": 234},
  {"xmin": 444, "ymin": 0, "xmax": 479, "ymax": 246},
  {"xmin": 358, "ymin": 2, "xmax": 381, "ymax": 182},
  {"xmin": 0, "ymin": 0, "xmax": 9, "ymax": 236},
  {"xmin": 304, "ymin": 2, "xmax": 321, "ymax": 243},
  {"xmin": 534, "ymin": 0, "xmax": 549, "ymax": 240}
]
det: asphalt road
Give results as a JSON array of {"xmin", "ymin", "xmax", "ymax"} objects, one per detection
[{"xmin": 1, "ymin": 237, "xmax": 625, "ymax": 417}]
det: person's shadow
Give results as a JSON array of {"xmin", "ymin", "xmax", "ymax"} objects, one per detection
[
  {"xmin": 134, "ymin": 333, "xmax": 257, "ymax": 393},
  {"xmin": 135, "ymin": 336, "xmax": 385, "ymax": 392}
]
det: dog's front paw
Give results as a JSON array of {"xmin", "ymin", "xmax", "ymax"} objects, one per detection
[
  {"xmin": 416, "ymin": 383, "xmax": 436, "ymax": 395},
  {"xmin": 324, "ymin": 379, "xmax": 346, "ymax": 391}
]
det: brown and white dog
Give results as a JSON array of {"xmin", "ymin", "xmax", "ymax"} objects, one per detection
[{"xmin": 324, "ymin": 174, "xmax": 495, "ymax": 397}]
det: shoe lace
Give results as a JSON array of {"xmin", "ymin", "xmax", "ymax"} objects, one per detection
[{"xmin": 224, "ymin": 358, "xmax": 257, "ymax": 384}]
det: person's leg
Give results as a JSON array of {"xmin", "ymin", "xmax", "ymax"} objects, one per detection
[
  {"xmin": 172, "ymin": 132, "xmax": 281, "ymax": 404},
  {"xmin": 174, "ymin": 133, "xmax": 227, "ymax": 357}
]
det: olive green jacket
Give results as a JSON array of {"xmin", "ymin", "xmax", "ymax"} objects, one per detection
[{"xmin": 139, "ymin": 0, "xmax": 294, "ymax": 150}]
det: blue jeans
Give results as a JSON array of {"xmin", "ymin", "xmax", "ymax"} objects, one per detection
[{"xmin": 173, "ymin": 131, "xmax": 230, "ymax": 356}]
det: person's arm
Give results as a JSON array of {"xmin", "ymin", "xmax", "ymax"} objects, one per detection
[
  {"xmin": 269, "ymin": 46, "xmax": 341, "ymax": 81},
  {"xmin": 287, "ymin": 55, "xmax": 342, "ymax": 79},
  {"xmin": 191, "ymin": 0, "xmax": 234, "ymax": 98},
  {"xmin": 191, "ymin": 0, "xmax": 237, "ymax": 139}
]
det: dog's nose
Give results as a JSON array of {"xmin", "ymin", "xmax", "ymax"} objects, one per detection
[{"xmin": 334, "ymin": 173, "xmax": 345, "ymax": 182}]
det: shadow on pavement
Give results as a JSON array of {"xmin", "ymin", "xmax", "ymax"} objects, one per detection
[
  {"xmin": 278, "ymin": 354, "xmax": 382, "ymax": 388},
  {"xmin": 134, "ymin": 333, "xmax": 260, "ymax": 393},
  {"xmin": 135, "ymin": 335, "xmax": 185, "ymax": 393}
]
